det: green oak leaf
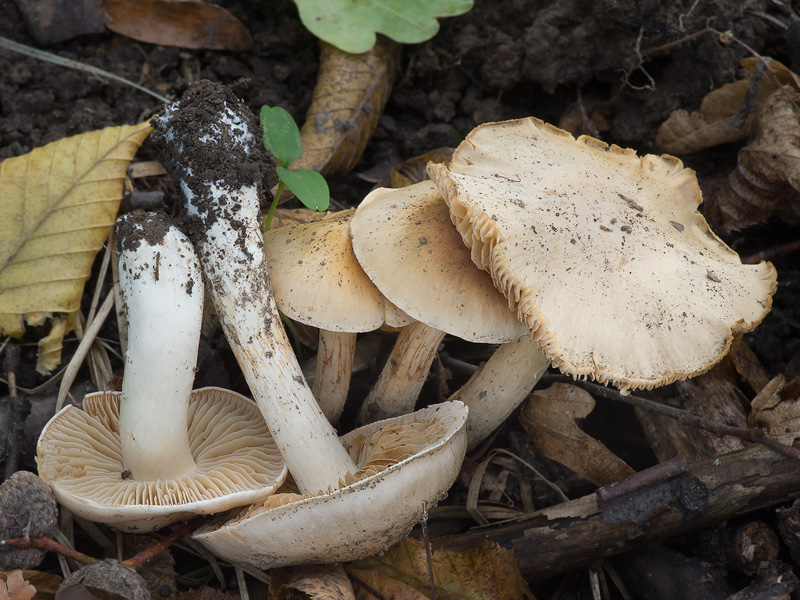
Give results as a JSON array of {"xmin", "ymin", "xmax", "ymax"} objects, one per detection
[
  {"xmin": 276, "ymin": 166, "xmax": 330, "ymax": 212},
  {"xmin": 295, "ymin": 0, "xmax": 474, "ymax": 54}
]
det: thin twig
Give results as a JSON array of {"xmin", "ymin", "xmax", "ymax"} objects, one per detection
[
  {"xmin": 541, "ymin": 374, "xmax": 800, "ymax": 462},
  {"xmin": 420, "ymin": 501, "xmax": 436, "ymax": 600},
  {"xmin": 0, "ymin": 36, "xmax": 170, "ymax": 104},
  {"xmin": 123, "ymin": 516, "xmax": 209, "ymax": 570}
]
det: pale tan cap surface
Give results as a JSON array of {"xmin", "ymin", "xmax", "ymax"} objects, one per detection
[
  {"xmin": 429, "ymin": 118, "xmax": 778, "ymax": 391},
  {"xmin": 350, "ymin": 180, "xmax": 529, "ymax": 343},
  {"xmin": 37, "ymin": 388, "xmax": 287, "ymax": 532},
  {"xmin": 264, "ymin": 209, "xmax": 411, "ymax": 331}
]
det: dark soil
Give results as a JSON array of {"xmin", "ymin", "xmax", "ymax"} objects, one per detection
[{"xmin": 2, "ymin": 0, "xmax": 800, "ymax": 597}]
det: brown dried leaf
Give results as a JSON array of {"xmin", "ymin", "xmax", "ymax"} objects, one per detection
[
  {"xmin": 706, "ymin": 87, "xmax": 800, "ymax": 233},
  {"xmin": 352, "ymin": 539, "xmax": 534, "ymax": 600},
  {"xmin": 347, "ymin": 568, "xmax": 428, "ymax": 600},
  {"xmin": 389, "ymin": 147, "xmax": 455, "ymax": 188},
  {"xmin": 289, "ymin": 37, "xmax": 401, "ymax": 178},
  {"xmin": 98, "ymin": 0, "xmax": 252, "ymax": 51},
  {"xmin": 749, "ymin": 374, "xmax": 800, "ymax": 436},
  {"xmin": 656, "ymin": 58, "xmax": 800, "ymax": 155},
  {"xmin": 270, "ymin": 565, "xmax": 354, "ymax": 600},
  {"xmin": 521, "ymin": 383, "xmax": 634, "ymax": 486}
]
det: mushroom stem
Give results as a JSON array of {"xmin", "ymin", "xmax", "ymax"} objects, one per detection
[
  {"xmin": 448, "ymin": 336, "xmax": 550, "ymax": 449},
  {"xmin": 154, "ymin": 82, "xmax": 357, "ymax": 494},
  {"xmin": 358, "ymin": 321, "xmax": 446, "ymax": 424},
  {"xmin": 117, "ymin": 214, "xmax": 200, "ymax": 481},
  {"xmin": 313, "ymin": 330, "xmax": 357, "ymax": 424}
]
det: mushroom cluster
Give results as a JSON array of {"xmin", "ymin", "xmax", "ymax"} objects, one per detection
[{"xmin": 34, "ymin": 81, "xmax": 778, "ymax": 571}]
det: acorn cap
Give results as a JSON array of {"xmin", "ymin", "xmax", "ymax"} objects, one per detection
[
  {"xmin": 0, "ymin": 471, "xmax": 57, "ymax": 570},
  {"xmin": 36, "ymin": 388, "xmax": 287, "ymax": 532},
  {"xmin": 429, "ymin": 118, "xmax": 777, "ymax": 391},
  {"xmin": 350, "ymin": 180, "xmax": 528, "ymax": 343}
]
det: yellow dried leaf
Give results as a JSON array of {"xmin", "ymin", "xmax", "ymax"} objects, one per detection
[
  {"xmin": 0, "ymin": 122, "xmax": 152, "ymax": 368},
  {"xmin": 656, "ymin": 57, "xmax": 800, "ymax": 155},
  {"xmin": 352, "ymin": 539, "xmax": 535, "ymax": 600},
  {"xmin": 520, "ymin": 383, "xmax": 634, "ymax": 486},
  {"xmin": 289, "ymin": 37, "xmax": 401, "ymax": 178}
]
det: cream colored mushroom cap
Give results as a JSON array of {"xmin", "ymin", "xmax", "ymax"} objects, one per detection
[
  {"xmin": 264, "ymin": 209, "xmax": 411, "ymax": 331},
  {"xmin": 193, "ymin": 401, "xmax": 467, "ymax": 569},
  {"xmin": 429, "ymin": 118, "xmax": 777, "ymax": 391},
  {"xmin": 350, "ymin": 181, "xmax": 529, "ymax": 343},
  {"xmin": 36, "ymin": 388, "xmax": 287, "ymax": 532}
]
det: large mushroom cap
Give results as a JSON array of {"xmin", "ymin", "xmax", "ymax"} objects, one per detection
[
  {"xmin": 193, "ymin": 401, "xmax": 468, "ymax": 569},
  {"xmin": 350, "ymin": 180, "xmax": 528, "ymax": 343},
  {"xmin": 36, "ymin": 388, "xmax": 287, "ymax": 532},
  {"xmin": 429, "ymin": 118, "xmax": 777, "ymax": 391},
  {"xmin": 264, "ymin": 209, "xmax": 411, "ymax": 331}
]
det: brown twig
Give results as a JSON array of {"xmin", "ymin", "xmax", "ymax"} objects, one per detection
[
  {"xmin": 741, "ymin": 239, "xmax": 800, "ymax": 264},
  {"xmin": 540, "ymin": 374, "xmax": 800, "ymax": 462},
  {"xmin": 123, "ymin": 515, "xmax": 209, "ymax": 569}
]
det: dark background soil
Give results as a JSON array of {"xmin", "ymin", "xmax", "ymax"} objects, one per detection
[{"xmin": 2, "ymin": 0, "xmax": 800, "ymax": 596}]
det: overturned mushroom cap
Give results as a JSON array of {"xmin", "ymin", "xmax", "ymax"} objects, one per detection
[
  {"xmin": 37, "ymin": 389, "xmax": 287, "ymax": 532},
  {"xmin": 429, "ymin": 118, "xmax": 777, "ymax": 391},
  {"xmin": 350, "ymin": 180, "xmax": 528, "ymax": 343},
  {"xmin": 264, "ymin": 208, "xmax": 411, "ymax": 331},
  {"xmin": 194, "ymin": 401, "xmax": 467, "ymax": 569}
]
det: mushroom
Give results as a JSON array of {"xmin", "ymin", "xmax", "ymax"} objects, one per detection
[
  {"xmin": 151, "ymin": 80, "xmax": 467, "ymax": 565},
  {"xmin": 350, "ymin": 180, "xmax": 550, "ymax": 446},
  {"xmin": 36, "ymin": 212, "xmax": 286, "ymax": 532},
  {"xmin": 263, "ymin": 209, "xmax": 411, "ymax": 424},
  {"xmin": 429, "ymin": 118, "xmax": 778, "ymax": 391}
]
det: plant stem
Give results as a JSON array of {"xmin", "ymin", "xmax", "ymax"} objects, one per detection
[{"xmin": 264, "ymin": 180, "xmax": 285, "ymax": 231}]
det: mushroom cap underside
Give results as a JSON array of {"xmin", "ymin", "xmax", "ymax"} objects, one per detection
[
  {"xmin": 193, "ymin": 401, "xmax": 468, "ymax": 569},
  {"xmin": 429, "ymin": 117, "xmax": 777, "ymax": 391},
  {"xmin": 36, "ymin": 388, "xmax": 287, "ymax": 532},
  {"xmin": 264, "ymin": 209, "xmax": 411, "ymax": 331},
  {"xmin": 350, "ymin": 180, "xmax": 528, "ymax": 343}
]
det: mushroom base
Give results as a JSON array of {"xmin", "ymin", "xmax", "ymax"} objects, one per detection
[
  {"xmin": 193, "ymin": 401, "xmax": 468, "ymax": 569},
  {"xmin": 36, "ymin": 388, "xmax": 287, "ymax": 532}
]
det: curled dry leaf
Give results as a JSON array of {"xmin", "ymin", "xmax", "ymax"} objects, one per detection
[
  {"xmin": 98, "ymin": 0, "xmax": 252, "ymax": 51},
  {"xmin": 521, "ymin": 383, "xmax": 634, "ymax": 487},
  {"xmin": 0, "ymin": 122, "xmax": 152, "ymax": 373},
  {"xmin": 289, "ymin": 37, "xmax": 401, "ymax": 178},
  {"xmin": 749, "ymin": 374, "xmax": 800, "ymax": 436},
  {"xmin": 656, "ymin": 58, "xmax": 800, "ymax": 155},
  {"xmin": 0, "ymin": 571, "xmax": 36, "ymax": 600},
  {"xmin": 389, "ymin": 147, "xmax": 455, "ymax": 188},
  {"xmin": 352, "ymin": 538, "xmax": 534, "ymax": 600},
  {"xmin": 705, "ymin": 88, "xmax": 800, "ymax": 234}
]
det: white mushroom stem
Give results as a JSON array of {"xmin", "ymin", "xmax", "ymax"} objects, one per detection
[
  {"xmin": 154, "ymin": 84, "xmax": 357, "ymax": 494},
  {"xmin": 448, "ymin": 336, "xmax": 550, "ymax": 449},
  {"xmin": 313, "ymin": 330, "xmax": 357, "ymax": 424},
  {"xmin": 358, "ymin": 321, "xmax": 446, "ymax": 424},
  {"xmin": 117, "ymin": 214, "xmax": 202, "ymax": 481}
]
